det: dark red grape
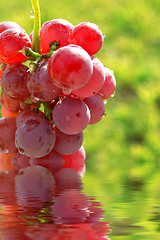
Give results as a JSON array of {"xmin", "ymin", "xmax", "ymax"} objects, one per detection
[
  {"xmin": 27, "ymin": 60, "xmax": 62, "ymax": 101},
  {"xmin": 1, "ymin": 63, "xmax": 30, "ymax": 100},
  {"xmin": 83, "ymin": 94, "xmax": 106, "ymax": 124},
  {"xmin": 15, "ymin": 117, "xmax": 56, "ymax": 158},
  {"xmin": 53, "ymin": 126, "xmax": 83, "ymax": 155},
  {"xmin": 52, "ymin": 97, "xmax": 90, "ymax": 135}
]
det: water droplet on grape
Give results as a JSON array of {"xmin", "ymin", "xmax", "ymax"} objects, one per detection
[
  {"xmin": 111, "ymin": 91, "xmax": 116, "ymax": 97},
  {"xmin": 30, "ymin": 10, "xmax": 34, "ymax": 19},
  {"xmin": 62, "ymin": 87, "xmax": 71, "ymax": 95},
  {"xmin": 102, "ymin": 32, "xmax": 106, "ymax": 40},
  {"xmin": 65, "ymin": 115, "xmax": 70, "ymax": 121}
]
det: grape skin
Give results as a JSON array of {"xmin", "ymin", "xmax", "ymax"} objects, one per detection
[
  {"xmin": 0, "ymin": 29, "xmax": 31, "ymax": 64},
  {"xmin": 52, "ymin": 97, "xmax": 90, "ymax": 135},
  {"xmin": 72, "ymin": 56, "xmax": 105, "ymax": 99},
  {"xmin": 69, "ymin": 22, "xmax": 104, "ymax": 56},
  {"xmin": 0, "ymin": 21, "xmax": 24, "ymax": 34},
  {"xmin": 11, "ymin": 152, "xmax": 30, "ymax": 172},
  {"xmin": 27, "ymin": 60, "xmax": 62, "ymax": 102},
  {"xmin": 83, "ymin": 94, "xmax": 106, "ymax": 125},
  {"xmin": 48, "ymin": 44, "xmax": 93, "ymax": 91},
  {"xmin": 1, "ymin": 63, "xmax": 30, "ymax": 100},
  {"xmin": 30, "ymin": 148, "xmax": 64, "ymax": 174},
  {"xmin": 53, "ymin": 126, "xmax": 83, "ymax": 155},
  {"xmin": 98, "ymin": 67, "xmax": 116, "ymax": 99},
  {"xmin": 15, "ymin": 117, "xmax": 56, "ymax": 158},
  {"xmin": 40, "ymin": 19, "xmax": 74, "ymax": 54}
]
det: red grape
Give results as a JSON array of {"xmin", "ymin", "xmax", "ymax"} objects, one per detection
[
  {"xmin": 15, "ymin": 117, "xmax": 56, "ymax": 158},
  {"xmin": 30, "ymin": 148, "xmax": 64, "ymax": 174},
  {"xmin": 0, "ymin": 117, "xmax": 17, "ymax": 154},
  {"xmin": 52, "ymin": 97, "xmax": 90, "ymax": 134},
  {"xmin": 98, "ymin": 67, "xmax": 116, "ymax": 99},
  {"xmin": 11, "ymin": 152, "xmax": 30, "ymax": 172},
  {"xmin": 69, "ymin": 22, "xmax": 104, "ymax": 56},
  {"xmin": 0, "ymin": 28, "xmax": 31, "ymax": 64},
  {"xmin": 27, "ymin": 60, "xmax": 62, "ymax": 101},
  {"xmin": 83, "ymin": 94, "xmax": 106, "ymax": 124},
  {"xmin": 62, "ymin": 146, "xmax": 86, "ymax": 176},
  {"xmin": 72, "ymin": 56, "xmax": 105, "ymax": 98},
  {"xmin": 0, "ymin": 21, "xmax": 24, "ymax": 34},
  {"xmin": 40, "ymin": 19, "xmax": 74, "ymax": 54},
  {"xmin": 1, "ymin": 63, "xmax": 30, "ymax": 100},
  {"xmin": 48, "ymin": 44, "xmax": 93, "ymax": 91},
  {"xmin": 53, "ymin": 126, "xmax": 83, "ymax": 155}
]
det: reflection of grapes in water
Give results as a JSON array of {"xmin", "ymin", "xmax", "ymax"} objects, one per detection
[
  {"xmin": 15, "ymin": 165, "xmax": 56, "ymax": 207},
  {"xmin": 51, "ymin": 189, "xmax": 90, "ymax": 224}
]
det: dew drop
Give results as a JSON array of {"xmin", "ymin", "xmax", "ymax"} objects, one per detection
[{"xmin": 30, "ymin": 10, "xmax": 34, "ymax": 19}]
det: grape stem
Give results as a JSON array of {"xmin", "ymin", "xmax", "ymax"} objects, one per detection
[{"xmin": 31, "ymin": 0, "xmax": 41, "ymax": 53}]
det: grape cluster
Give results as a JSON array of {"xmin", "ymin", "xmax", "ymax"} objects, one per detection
[{"xmin": 0, "ymin": 19, "xmax": 116, "ymax": 178}]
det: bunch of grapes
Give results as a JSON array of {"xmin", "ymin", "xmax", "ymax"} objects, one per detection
[{"xmin": 0, "ymin": 19, "xmax": 116, "ymax": 178}]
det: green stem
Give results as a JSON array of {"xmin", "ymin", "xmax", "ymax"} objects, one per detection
[{"xmin": 31, "ymin": 0, "xmax": 41, "ymax": 53}]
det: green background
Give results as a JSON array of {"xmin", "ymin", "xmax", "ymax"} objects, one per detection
[{"xmin": 0, "ymin": 0, "xmax": 160, "ymax": 239}]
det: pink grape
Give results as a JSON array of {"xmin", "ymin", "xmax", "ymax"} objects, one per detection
[
  {"xmin": 83, "ymin": 94, "xmax": 106, "ymax": 124},
  {"xmin": 51, "ymin": 189, "xmax": 90, "ymax": 224},
  {"xmin": 0, "ymin": 117, "xmax": 17, "ymax": 154},
  {"xmin": 48, "ymin": 44, "xmax": 93, "ymax": 91},
  {"xmin": 11, "ymin": 151, "xmax": 30, "ymax": 172},
  {"xmin": 15, "ymin": 165, "xmax": 56, "ymax": 207},
  {"xmin": 40, "ymin": 19, "xmax": 74, "ymax": 54},
  {"xmin": 53, "ymin": 126, "xmax": 83, "ymax": 155},
  {"xmin": 15, "ymin": 117, "xmax": 56, "ymax": 158},
  {"xmin": 98, "ymin": 67, "xmax": 116, "ymax": 99},
  {"xmin": 1, "ymin": 63, "xmax": 30, "ymax": 100},
  {"xmin": 27, "ymin": 60, "xmax": 62, "ymax": 101},
  {"xmin": 72, "ymin": 56, "xmax": 105, "ymax": 98},
  {"xmin": 52, "ymin": 97, "xmax": 90, "ymax": 134},
  {"xmin": 29, "ymin": 148, "xmax": 64, "ymax": 174},
  {"xmin": 54, "ymin": 168, "xmax": 83, "ymax": 191},
  {"xmin": 69, "ymin": 22, "xmax": 104, "ymax": 56}
]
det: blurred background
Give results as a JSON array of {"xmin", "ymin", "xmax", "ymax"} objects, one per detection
[{"xmin": 0, "ymin": 0, "xmax": 160, "ymax": 239}]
